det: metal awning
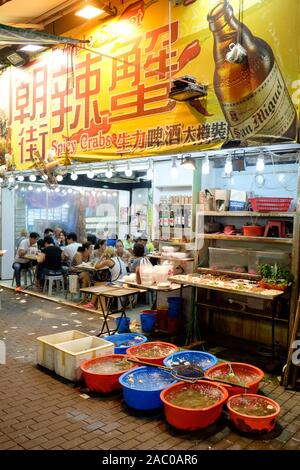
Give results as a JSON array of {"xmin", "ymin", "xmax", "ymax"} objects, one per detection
[{"xmin": 0, "ymin": 22, "xmax": 88, "ymax": 45}]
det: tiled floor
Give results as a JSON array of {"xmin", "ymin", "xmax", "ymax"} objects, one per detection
[{"xmin": 0, "ymin": 287, "xmax": 299, "ymax": 450}]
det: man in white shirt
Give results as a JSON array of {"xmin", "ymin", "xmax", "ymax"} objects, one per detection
[
  {"xmin": 13, "ymin": 232, "xmax": 39, "ymax": 291},
  {"xmin": 62, "ymin": 232, "xmax": 81, "ymax": 266}
]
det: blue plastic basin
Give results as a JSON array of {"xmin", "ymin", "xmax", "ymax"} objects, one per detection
[
  {"xmin": 119, "ymin": 366, "xmax": 177, "ymax": 410},
  {"xmin": 163, "ymin": 351, "xmax": 218, "ymax": 373},
  {"xmin": 103, "ymin": 333, "xmax": 148, "ymax": 354}
]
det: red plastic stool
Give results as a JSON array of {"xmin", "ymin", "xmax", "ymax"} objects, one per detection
[{"xmin": 264, "ymin": 220, "xmax": 286, "ymax": 238}]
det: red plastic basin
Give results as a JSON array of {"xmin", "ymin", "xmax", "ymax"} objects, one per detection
[
  {"xmin": 204, "ymin": 362, "xmax": 264, "ymax": 399},
  {"xmin": 80, "ymin": 354, "xmax": 135, "ymax": 393},
  {"xmin": 227, "ymin": 394, "xmax": 280, "ymax": 433},
  {"xmin": 160, "ymin": 380, "xmax": 228, "ymax": 431},
  {"xmin": 126, "ymin": 341, "xmax": 179, "ymax": 365}
]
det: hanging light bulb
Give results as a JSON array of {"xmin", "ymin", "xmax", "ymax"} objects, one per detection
[
  {"xmin": 171, "ymin": 157, "xmax": 178, "ymax": 179},
  {"xmin": 256, "ymin": 153, "xmax": 265, "ymax": 173},
  {"xmin": 28, "ymin": 185, "xmax": 33, "ymax": 191},
  {"xmin": 105, "ymin": 165, "xmax": 113, "ymax": 178},
  {"xmin": 125, "ymin": 162, "xmax": 133, "ymax": 177},
  {"xmin": 54, "ymin": 187, "xmax": 60, "ymax": 192},
  {"xmin": 42, "ymin": 186, "xmax": 47, "ymax": 192},
  {"xmin": 29, "ymin": 174, "xmax": 36, "ymax": 182},
  {"xmin": 202, "ymin": 155, "xmax": 210, "ymax": 175},
  {"xmin": 70, "ymin": 172, "xmax": 78, "ymax": 181},
  {"xmin": 56, "ymin": 174, "xmax": 63, "ymax": 182},
  {"xmin": 36, "ymin": 187, "xmax": 41, "ymax": 192},
  {"xmin": 17, "ymin": 175, "xmax": 24, "ymax": 182},
  {"xmin": 68, "ymin": 188, "xmax": 73, "ymax": 194},
  {"xmin": 224, "ymin": 156, "xmax": 233, "ymax": 175},
  {"xmin": 87, "ymin": 168, "xmax": 95, "ymax": 179},
  {"xmin": 8, "ymin": 175, "xmax": 15, "ymax": 184}
]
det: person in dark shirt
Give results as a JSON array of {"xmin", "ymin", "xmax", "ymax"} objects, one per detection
[
  {"xmin": 37, "ymin": 228, "xmax": 54, "ymax": 250},
  {"xmin": 36, "ymin": 235, "xmax": 63, "ymax": 284}
]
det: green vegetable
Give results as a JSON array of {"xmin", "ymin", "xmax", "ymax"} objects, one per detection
[{"xmin": 258, "ymin": 263, "xmax": 293, "ymax": 285}]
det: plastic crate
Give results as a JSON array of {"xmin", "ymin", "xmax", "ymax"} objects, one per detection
[
  {"xmin": 249, "ymin": 197, "xmax": 292, "ymax": 212},
  {"xmin": 209, "ymin": 247, "xmax": 249, "ymax": 273},
  {"xmin": 36, "ymin": 330, "xmax": 91, "ymax": 371},
  {"xmin": 54, "ymin": 336, "xmax": 114, "ymax": 381}
]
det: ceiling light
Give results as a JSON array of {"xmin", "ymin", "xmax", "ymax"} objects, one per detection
[
  {"xmin": 29, "ymin": 174, "xmax": 36, "ymax": 182},
  {"xmin": 171, "ymin": 157, "xmax": 178, "ymax": 179},
  {"xmin": 70, "ymin": 172, "xmax": 78, "ymax": 181},
  {"xmin": 17, "ymin": 175, "xmax": 24, "ymax": 182},
  {"xmin": 8, "ymin": 175, "xmax": 15, "ymax": 184},
  {"xmin": 202, "ymin": 155, "xmax": 210, "ymax": 175},
  {"xmin": 125, "ymin": 163, "xmax": 133, "ymax": 177},
  {"xmin": 224, "ymin": 156, "xmax": 233, "ymax": 175},
  {"xmin": 56, "ymin": 174, "xmax": 63, "ymax": 182},
  {"xmin": 36, "ymin": 187, "xmax": 41, "ymax": 192},
  {"xmin": 105, "ymin": 165, "xmax": 113, "ymax": 178},
  {"xmin": 14, "ymin": 184, "xmax": 19, "ymax": 190},
  {"xmin": 256, "ymin": 153, "xmax": 265, "ymax": 173},
  {"xmin": 54, "ymin": 187, "xmax": 60, "ymax": 192},
  {"xmin": 20, "ymin": 45, "xmax": 44, "ymax": 52},
  {"xmin": 181, "ymin": 156, "xmax": 196, "ymax": 170},
  {"xmin": 28, "ymin": 185, "xmax": 33, "ymax": 191},
  {"xmin": 87, "ymin": 169, "xmax": 95, "ymax": 179},
  {"xmin": 42, "ymin": 186, "xmax": 47, "ymax": 192},
  {"xmin": 68, "ymin": 188, "xmax": 73, "ymax": 194},
  {"xmin": 75, "ymin": 5, "xmax": 105, "ymax": 19}
]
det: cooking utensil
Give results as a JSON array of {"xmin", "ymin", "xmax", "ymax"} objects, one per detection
[{"xmin": 126, "ymin": 357, "xmax": 249, "ymax": 388}]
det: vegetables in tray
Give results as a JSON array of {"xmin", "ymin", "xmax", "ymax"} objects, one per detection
[{"xmin": 258, "ymin": 263, "xmax": 293, "ymax": 291}]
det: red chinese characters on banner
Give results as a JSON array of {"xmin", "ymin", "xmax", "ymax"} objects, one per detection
[{"xmin": 109, "ymin": 21, "xmax": 179, "ymax": 122}]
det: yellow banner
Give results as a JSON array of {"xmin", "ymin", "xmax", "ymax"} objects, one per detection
[{"xmin": 0, "ymin": 0, "xmax": 299, "ymax": 169}]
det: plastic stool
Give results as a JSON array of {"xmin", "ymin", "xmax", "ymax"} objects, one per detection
[
  {"xmin": 12, "ymin": 268, "xmax": 33, "ymax": 287},
  {"xmin": 264, "ymin": 220, "xmax": 285, "ymax": 238},
  {"xmin": 43, "ymin": 275, "xmax": 64, "ymax": 296}
]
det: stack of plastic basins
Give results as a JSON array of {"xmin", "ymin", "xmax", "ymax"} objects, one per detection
[{"xmin": 167, "ymin": 297, "xmax": 183, "ymax": 334}]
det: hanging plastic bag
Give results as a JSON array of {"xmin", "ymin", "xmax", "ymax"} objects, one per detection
[{"xmin": 139, "ymin": 257, "xmax": 154, "ymax": 286}]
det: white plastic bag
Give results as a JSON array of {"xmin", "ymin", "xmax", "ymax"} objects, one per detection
[{"xmin": 139, "ymin": 257, "xmax": 154, "ymax": 286}]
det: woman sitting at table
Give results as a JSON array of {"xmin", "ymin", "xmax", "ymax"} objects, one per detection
[
  {"xmin": 94, "ymin": 239, "xmax": 107, "ymax": 261},
  {"xmin": 82, "ymin": 247, "xmax": 127, "ymax": 309},
  {"xmin": 130, "ymin": 243, "xmax": 146, "ymax": 283},
  {"xmin": 70, "ymin": 242, "xmax": 93, "ymax": 289},
  {"xmin": 115, "ymin": 239, "xmax": 130, "ymax": 269}
]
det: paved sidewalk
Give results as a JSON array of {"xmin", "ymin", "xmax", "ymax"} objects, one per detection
[{"xmin": 0, "ymin": 288, "xmax": 299, "ymax": 450}]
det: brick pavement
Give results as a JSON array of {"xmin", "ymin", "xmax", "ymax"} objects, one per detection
[{"xmin": 0, "ymin": 287, "xmax": 299, "ymax": 450}]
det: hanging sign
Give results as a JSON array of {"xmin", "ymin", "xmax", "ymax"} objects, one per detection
[{"xmin": 0, "ymin": 0, "xmax": 299, "ymax": 169}]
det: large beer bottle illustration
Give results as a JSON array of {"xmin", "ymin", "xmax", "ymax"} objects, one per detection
[{"xmin": 207, "ymin": 0, "xmax": 297, "ymax": 143}]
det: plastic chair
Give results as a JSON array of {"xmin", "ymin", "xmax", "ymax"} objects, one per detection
[
  {"xmin": 12, "ymin": 268, "xmax": 33, "ymax": 287},
  {"xmin": 264, "ymin": 220, "xmax": 285, "ymax": 238},
  {"xmin": 43, "ymin": 274, "xmax": 65, "ymax": 296}
]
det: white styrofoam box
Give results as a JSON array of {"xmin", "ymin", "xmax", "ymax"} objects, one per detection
[
  {"xmin": 36, "ymin": 330, "xmax": 91, "ymax": 371},
  {"xmin": 54, "ymin": 336, "xmax": 114, "ymax": 381}
]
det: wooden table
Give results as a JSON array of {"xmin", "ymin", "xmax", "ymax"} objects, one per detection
[
  {"xmin": 80, "ymin": 285, "xmax": 146, "ymax": 336},
  {"xmin": 75, "ymin": 263, "xmax": 108, "ymax": 272},
  {"xmin": 121, "ymin": 280, "xmax": 188, "ymax": 309},
  {"xmin": 169, "ymin": 274, "xmax": 284, "ymax": 359}
]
